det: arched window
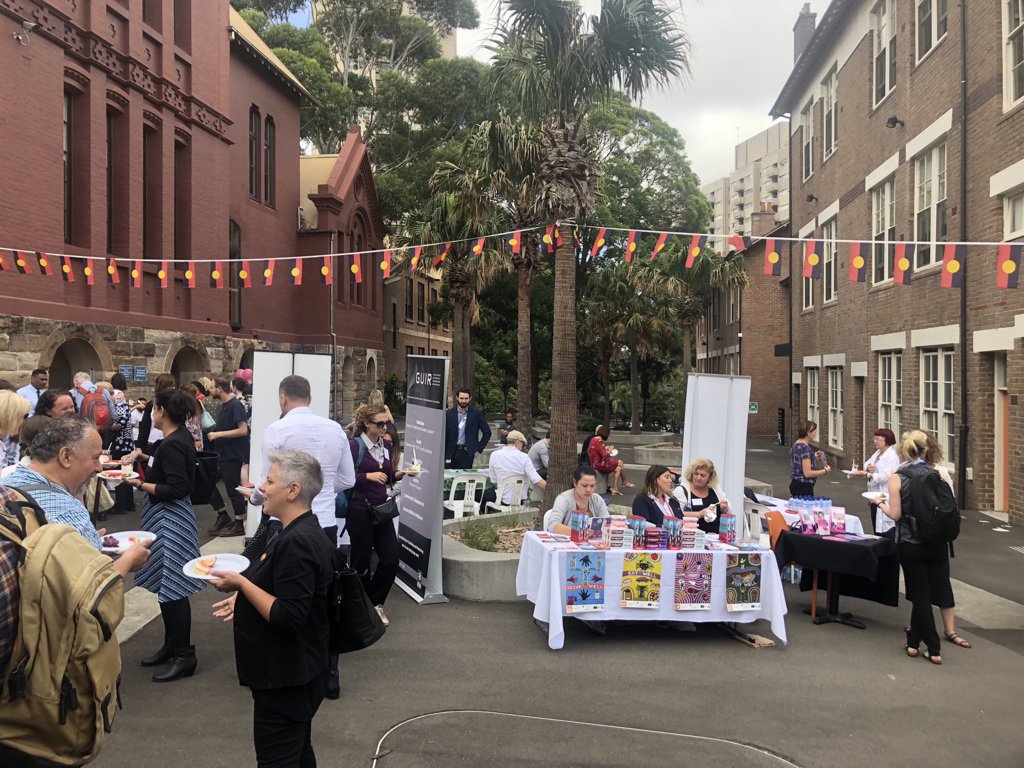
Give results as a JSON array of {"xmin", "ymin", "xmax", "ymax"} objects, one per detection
[
  {"xmin": 263, "ymin": 116, "xmax": 275, "ymax": 208},
  {"xmin": 248, "ymin": 106, "xmax": 260, "ymax": 201}
]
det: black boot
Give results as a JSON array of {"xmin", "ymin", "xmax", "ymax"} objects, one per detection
[
  {"xmin": 140, "ymin": 644, "xmax": 173, "ymax": 667},
  {"xmin": 152, "ymin": 646, "xmax": 197, "ymax": 683}
]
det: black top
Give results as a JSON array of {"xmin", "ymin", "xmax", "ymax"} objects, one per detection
[
  {"xmin": 233, "ymin": 512, "xmax": 334, "ymax": 691},
  {"xmin": 145, "ymin": 427, "xmax": 196, "ymax": 502},
  {"xmin": 679, "ymin": 486, "xmax": 721, "ymax": 534},
  {"xmin": 631, "ymin": 494, "xmax": 683, "ymax": 527},
  {"xmin": 214, "ymin": 397, "xmax": 249, "ymax": 463},
  {"xmin": 443, "ymin": 405, "xmax": 491, "ymax": 460},
  {"xmin": 137, "ymin": 400, "xmax": 155, "ymax": 450}
]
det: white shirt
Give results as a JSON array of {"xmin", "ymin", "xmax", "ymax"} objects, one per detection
[
  {"xmin": 488, "ymin": 445, "xmax": 542, "ymax": 503},
  {"xmin": 16, "ymin": 384, "xmax": 41, "ymax": 414},
  {"xmin": 249, "ymin": 406, "xmax": 356, "ymax": 529},
  {"xmin": 866, "ymin": 446, "xmax": 901, "ymax": 533}
]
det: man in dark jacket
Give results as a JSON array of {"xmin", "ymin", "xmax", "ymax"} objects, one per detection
[{"xmin": 444, "ymin": 388, "xmax": 491, "ymax": 469}]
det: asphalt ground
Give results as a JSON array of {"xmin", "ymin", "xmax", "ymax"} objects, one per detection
[{"xmin": 91, "ymin": 439, "xmax": 1024, "ymax": 768}]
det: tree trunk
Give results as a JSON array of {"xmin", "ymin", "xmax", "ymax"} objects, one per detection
[
  {"xmin": 602, "ymin": 360, "xmax": 612, "ymax": 426},
  {"xmin": 629, "ymin": 344, "xmax": 640, "ymax": 435},
  {"xmin": 452, "ymin": 301, "xmax": 473, "ymax": 395},
  {"xmin": 544, "ymin": 226, "xmax": 578, "ymax": 509},
  {"xmin": 682, "ymin": 324, "xmax": 692, "ymax": 372},
  {"xmin": 516, "ymin": 259, "xmax": 534, "ymax": 440}
]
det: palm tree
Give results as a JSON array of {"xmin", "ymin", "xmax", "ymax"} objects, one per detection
[{"xmin": 491, "ymin": 0, "xmax": 689, "ymax": 507}]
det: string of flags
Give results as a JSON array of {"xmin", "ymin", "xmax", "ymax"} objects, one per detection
[{"xmin": 1, "ymin": 224, "xmax": 1021, "ymax": 289}]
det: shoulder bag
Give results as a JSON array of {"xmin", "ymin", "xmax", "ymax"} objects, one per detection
[{"xmin": 352, "ymin": 438, "xmax": 399, "ymax": 525}]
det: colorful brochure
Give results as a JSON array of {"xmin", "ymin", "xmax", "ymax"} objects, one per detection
[
  {"xmin": 674, "ymin": 552, "xmax": 713, "ymax": 611},
  {"xmin": 564, "ymin": 552, "xmax": 606, "ymax": 613},
  {"xmin": 725, "ymin": 553, "xmax": 762, "ymax": 612},
  {"xmin": 620, "ymin": 552, "xmax": 662, "ymax": 608}
]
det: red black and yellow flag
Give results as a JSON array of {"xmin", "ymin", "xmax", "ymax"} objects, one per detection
[
  {"xmin": 83, "ymin": 259, "xmax": 96, "ymax": 286},
  {"xmin": 434, "ymin": 242, "xmax": 450, "ymax": 267},
  {"xmin": 158, "ymin": 261, "xmax": 170, "ymax": 289},
  {"xmin": 107, "ymin": 258, "xmax": 120, "ymax": 285},
  {"xmin": 555, "ymin": 228, "xmax": 564, "ymax": 248},
  {"xmin": 289, "ymin": 258, "xmax": 303, "ymax": 286},
  {"xmin": 131, "ymin": 260, "xmax": 143, "ymax": 288},
  {"xmin": 997, "ymin": 244, "xmax": 1023, "ymax": 289},
  {"xmin": 0, "ymin": 251, "xmax": 9, "ymax": 271},
  {"xmin": 624, "ymin": 230, "xmax": 638, "ymax": 263},
  {"xmin": 211, "ymin": 261, "xmax": 225, "ymax": 289},
  {"xmin": 940, "ymin": 244, "xmax": 965, "ymax": 288},
  {"xmin": 380, "ymin": 249, "xmax": 392, "ymax": 279},
  {"xmin": 319, "ymin": 256, "xmax": 332, "ymax": 285},
  {"xmin": 351, "ymin": 253, "xmax": 363, "ymax": 284},
  {"xmin": 543, "ymin": 226, "xmax": 555, "ymax": 254},
  {"xmin": 239, "ymin": 261, "xmax": 253, "ymax": 288},
  {"xmin": 61, "ymin": 255, "xmax": 75, "ymax": 282},
  {"xmin": 184, "ymin": 261, "xmax": 196, "ymax": 288},
  {"xmin": 650, "ymin": 232, "xmax": 669, "ymax": 262},
  {"xmin": 802, "ymin": 240, "xmax": 820, "ymax": 279},
  {"xmin": 262, "ymin": 259, "xmax": 276, "ymax": 287},
  {"xmin": 590, "ymin": 228, "xmax": 607, "ymax": 260},
  {"xmin": 848, "ymin": 242, "xmax": 869, "ymax": 282},
  {"xmin": 14, "ymin": 250, "xmax": 33, "ymax": 274},
  {"xmin": 411, "ymin": 245, "xmax": 422, "ymax": 272},
  {"xmin": 36, "ymin": 252, "xmax": 53, "ymax": 276},
  {"xmin": 507, "ymin": 232, "xmax": 521, "ymax": 255},
  {"xmin": 728, "ymin": 235, "xmax": 752, "ymax": 253},
  {"xmin": 763, "ymin": 238, "xmax": 782, "ymax": 276},
  {"xmin": 685, "ymin": 235, "xmax": 707, "ymax": 268},
  {"xmin": 893, "ymin": 243, "xmax": 914, "ymax": 284},
  {"xmin": 472, "ymin": 237, "xmax": 485, "ymax": 256}
]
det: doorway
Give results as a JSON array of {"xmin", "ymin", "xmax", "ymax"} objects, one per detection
[
  {"xmin": 49, "ymin": 338, "xmax": 103, "ymax": 390},
  {"xmin": 170, "ymin": 346, "xmax": 207, "ymax": 387}
]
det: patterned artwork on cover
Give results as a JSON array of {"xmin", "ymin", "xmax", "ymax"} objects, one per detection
[
  {"xmin": 564, "ymin": 552, "xmax": 606, "ymax": 613},
  {"xmin": 620, "ymin": 552, "xmax": 662, "ymax": 609},
  {"xmin": 674, "ymin": 552, "xmax": 713, "ymax": 611},
  {"xmin": 725, "ymin": 553, "xmax": 762, "ymax": 612}
]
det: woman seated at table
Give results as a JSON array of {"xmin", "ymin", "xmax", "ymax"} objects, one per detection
[
  {"xmin": 671, "ymin": 457, "xmax": 730, "ymax": 533},
  {"xmin": 631, "ymin": 465, "xmax": 683, "ymax": 525},
  {"xmin": 545, "ymin": 466, "xmax": 609, "ymax": 534},
  {"xmin": 587, "ymin": 425, "xmax": 633, "ymax": 496}
]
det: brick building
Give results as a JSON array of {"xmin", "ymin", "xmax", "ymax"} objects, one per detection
[
  {"xmin": 381, "ymin": 263, "xmax": 452, "ymax": 385},
  {"xmin": 0, "ymin": 2, "xmax": 384, "ymax": 418},
  {"xmin": 771, "ymin": 0, "xmax": 1024, "ymax": 522}
]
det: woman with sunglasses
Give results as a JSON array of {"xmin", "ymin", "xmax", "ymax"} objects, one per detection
[{"xmin": 347, "ymin": 404, "xmax": 408, "ymax": 627}]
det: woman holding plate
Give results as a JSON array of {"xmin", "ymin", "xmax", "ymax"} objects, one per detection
[
  {"xmin": 124, "ymin": 388, "xmax": 201, "ymax": 683},
  {"xmin": 850, "ymin": 428, "xmax": 899, "ymax": 534}
]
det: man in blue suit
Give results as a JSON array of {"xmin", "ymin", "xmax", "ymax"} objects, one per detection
[{"xmin": 445, "ymin": 388, "xmax": 492, "ymax": 469}]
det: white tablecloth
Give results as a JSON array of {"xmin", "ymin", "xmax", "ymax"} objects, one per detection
[{"xmin": 515, "ymin": 532, "xmax": 788, "ymax": 650}]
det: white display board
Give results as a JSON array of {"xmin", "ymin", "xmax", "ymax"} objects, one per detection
[{"xmin": 681, "ymin": 373, "xmax": 752, "ymax": 539}]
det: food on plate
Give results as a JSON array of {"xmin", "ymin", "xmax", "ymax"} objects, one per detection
[
  {"xmin": 404, "ymin": 461, "xmax": 423, "ymax": 475},
  {"xmin": 194, "ymin": 555, "xmax": 218, "ymax": 576},
  {"xmin": 102, "ymin": 535, "xmax": 119, "ymax": 548}
]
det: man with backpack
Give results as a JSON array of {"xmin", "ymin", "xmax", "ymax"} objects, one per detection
[
  {"xmin": 69, "ymin": 371, "xmax": 116, "ymax": 446},
  {"xmin": 0, "ymin": 415, "xmax": 151, "ymax": 766}
]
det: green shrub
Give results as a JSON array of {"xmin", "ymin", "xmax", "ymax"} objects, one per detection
[{"xmin": 459, "ymin": 518, "xmax": 499, "ymax": 552}]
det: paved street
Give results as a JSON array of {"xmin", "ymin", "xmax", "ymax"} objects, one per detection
[{"xmin": 93, "ymin": 439, "xmax": 1024, "ymax": 768}]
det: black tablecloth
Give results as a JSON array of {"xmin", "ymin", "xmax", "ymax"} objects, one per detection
[{"xmin": 775, "ymin": 531, "xmax": 901, "ymax": 607}]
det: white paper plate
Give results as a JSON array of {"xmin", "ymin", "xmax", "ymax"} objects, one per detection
[
  {"xmin": 609, "ymin": 449, "xmax": 619, "ymax": 457},
  {"xmin": 183, "ymin": 553, "xmax": 250, "ymax": 581},
  {"xmin": 861, "ymin": 491, "xmax": 887, "ymax": 502},
  {"xmin": 842, "ymin": 469, "xmax": 859, "ymax": 476},
  {"xmin": 98, "ymin": 470, "xmax": 138, "ymax": 485},
  {"xmin": 101, "ymin": 530, "xmax": 154, "ymax": 554},
  {"xmin": 235, "ymin": 485, "xmax": 256, "ymax": 494}
]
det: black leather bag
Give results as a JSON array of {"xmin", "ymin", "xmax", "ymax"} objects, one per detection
[
  {"xmin": 328, "ymin": 551, "xmax": 386, "ymax": 654},
  {"xmin": 191, "ymin": 450, "xmax": 220, "ymax": 505},
  {"xmin": 370, "ymin": 497, "xmax": 399, "ymax": 526}
]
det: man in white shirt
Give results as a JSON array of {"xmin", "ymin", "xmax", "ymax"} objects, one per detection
[
  {"xmin": 484, "ymin": 430, "xmax": 546, "ymax": 506},
  {"xmin": 527, "ymin": 431, "xmax": 550, "ymax": 480},
  {"xmin": 244, "ymin": 374, "xmax": 355, "ymax": 700},
  {"xmin": 16, "ymin": 368, "xmax": 48, "ymax": 415}
]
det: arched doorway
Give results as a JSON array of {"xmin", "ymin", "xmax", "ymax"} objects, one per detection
[
  {"xmin": 170, "ymin": 346, "xmax": 207, "ymax": 387},
  {"xmin": 238, "ymin": 347, "xmax": 254, "ymax": 372},
  {"xmin": 366, "ymin": 357, "xmax": 377, "ymax": 392},
  {"xmin": 341, "ymin": 356, "xmax": 355, "ymax": 421},
  {"xmin": 49, "ymin": 338, "xmax": 102, "ymax": 390}
]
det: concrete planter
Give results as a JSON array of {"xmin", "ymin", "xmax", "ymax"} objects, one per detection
[{"xmin": 441, "ymin": 510, "xmax": 539, "ymax": 602}]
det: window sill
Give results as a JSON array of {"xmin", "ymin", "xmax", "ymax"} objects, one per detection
[
  {"xmin": 871, "ymin": 89, "xmax": 896, "ymax": 113},
  {"xmin": 913, "ymin": 35, "xmax": 947, "ymax": 70},
  {"xmin": 1000, "ymin": 95, "xmax": 1024, "ymax": 121}
]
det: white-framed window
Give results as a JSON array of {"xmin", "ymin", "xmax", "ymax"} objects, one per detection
[
  {"xmin": 802, "ymin": 271, "xmax": 814, "ymax": 311},
  {"xmin": 801, "ymin": 99, "xmax": 814, "ymax": 180},
  {"xmin": 872, "ymin": 177, "xmax": 896, "ymax": 283},
  {"xmin": 915, "ymin": 143, "xmax": 947, "ymax": 267},
  {"xmin": 822, "ymin": 217, "xmax": 838, "ymax": 303},
  {"xmin": 1006, "ymin": 0, "xmax": 1024, "ymax": 109},
  {"xmin": 822, "ymin": 68, "xmax": 838, "ymax": 159},
  {"xmin": 727, "ymin": 286, "xmax": 739, "ymax": 325},
  {"xmin": 1005, "ymin": 190, "xmax": 1024, "ymax": 239},
  {"xmin": 873, "ymin": 0, "xmax": 897, "ymax": 105},
  {"xmin": 921, "ymin": 347, "xmax": 955, "ymax": 463},
  {"xmin": 807, "ymin": 367, "xmax": 820, "ymax": 424},
  {"xmin": 878, "ymin": 352, "xmax": 903, "ymax": 438},
  {"xmin": 916, "ymin": 0, "xmax": 948, "ymax": 60},
  {"xmin": 827, "ymin": 367, "xmax": 844, "ymax": 448}
]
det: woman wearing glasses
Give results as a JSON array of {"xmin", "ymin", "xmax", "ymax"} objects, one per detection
[{"xmin": 347, "ymin": 404, "xmax": 408, "ymax": 627}]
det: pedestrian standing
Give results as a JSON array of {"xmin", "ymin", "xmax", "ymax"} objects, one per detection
[
  {"xmin": 789, "ymin": 420, "xmax": 831, "ymax": 497},
  {"xmin": 15, "ymin": 367, "xmax": 48, "ymax": 416},
  {"xmin": 443, "ymin": 388, "xmax": 491, "ymax": 469},
  {"xmin": 207, "ymin": 376, "xmax": 250, "ymax": 537}
]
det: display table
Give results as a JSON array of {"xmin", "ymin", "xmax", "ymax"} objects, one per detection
[
  {"xmin": 516, "ymin": 532, "xmax": 788, "ymax": 650},
  {"xmin": 774, "ymin": 530, "xmax": 899, "ymax": 629}
]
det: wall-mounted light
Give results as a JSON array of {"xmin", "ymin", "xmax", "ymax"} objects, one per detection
[
  {"xmin": 12, "ymin": 21, "xmax": 36, "ymax": 46},
  {"xmin": 806, "ymin": 194, "xmax": 818, "ymax": 203},
  {"xmin": 885, "ymin": 115, "xmax": 904, "ymax": 128}
]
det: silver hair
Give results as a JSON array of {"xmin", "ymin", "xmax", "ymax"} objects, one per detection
[
  {"xmin": 266, "ymin": 450, "xmax": 323, "ymax": 507},
  {"xmin": 29, "ymin": 415, "xmax": 96, "ymax": 463},
  {"xmin": 72, "ymin": 371, "xmax": 92, "ymax": 385}
]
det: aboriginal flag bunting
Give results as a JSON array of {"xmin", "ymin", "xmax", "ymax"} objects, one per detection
[
  {"xmin": 543, "ymin": 226, "xmax": 555, "ymax": 254},
  {"xmin": 590, "ymin": 228, "xmax": 607, "ymax": 260},
  {"xmin": 651, "ymin": 232, "xmax": 669, "ymax": 261},
  {"xmin": 507, "ymin": 232, "xmax": 521, "ymax": 255},
  {"xmin": 320, "ymin": 256, "xmax": 332, "ymax": 285},
  {"xmin": 351, "ymin": 253, "xmax": 363, "ymax": 284},
  {"xmin": 14, "ymin": 250, "xmax": 32, "ymax": 274},
  {"xmin": 61, "ymin": 255, "xmax": 75, "ymax": 282},
  {"xmin": 380, "ymin": 249, "xmax": 392, "ymax": 279},
  {"xmin": 893, "ymin": 243, "xmax": 914, "ymax": 284},
  {"xmin": 728, "ymin": 235, "xmax": 752, "ymax": 253},
  {"xmin": 185, "ymin": 261, "xmax": 196, "ymax": 288},
  {"xmin": 158, "ymin": 261, "xmax": 170, "ymax": 288},
  {"xmin": 763, "ymin": 238, "xmax": 782, "ymax": 276},
  {"xmin": 940, "ymin": 244, "xmax": 965, "ymax": 288},
  {"xmin": 997, "ymin": 244, "xmax": 1023, "ymax": 289},
  {"xmin": 848, "ymin": 242, "xmax": 869, "ymax": 282},
  {"xmin": 36, "ymin": 252, "xmax": 53, "ymax": 276},
  {"xmin": 107, "ymin": 258, "xmax": 120, "ymax": 285},
  {"xmin": 211, "ymin": 261, "xmax": 225, "ymax": 289},
  {"xmin": 239, "ymin": 260, "xmax": 252, "ymax": 288},
  {"xmin": 0, "ymin": 251, "xmax": 8, "ymax": 271},
  {"xmin": 685, "ymin": 235, "xmax": 707, "ymax": 268},
  {"xmin": 624, "ymin": 230, "xmax": 638, "ymax": 263},
  {"xmin": 802, "ymin": 240, "xmax": 821, "ymax": 278},
  {"xmin": 472, "ymin": 237, "xmax": 485, "ymax": 256},
  {"xmin": 289, "ymin": 258, "xmax": 303, "ymax": 286},
  {"xmin": 263, "ymin": 259, "xmax": 276, "ymax": 287},
  {"xmin": 83, "ymin": 259, "xmax": 96, "ymax": 286},
  {"xmin": 411, "ymin": 245, "xmax": 422, "ymax": 272},
  {"xmin": 131, "ymin": 260, "xmax": 143, "ymax": 288},
  {"xmin": 434, "ymin": 242, "xmax": 450, "ymax": 267}
]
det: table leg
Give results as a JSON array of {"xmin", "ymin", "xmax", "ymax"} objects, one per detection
[{"xmin": 812, "ymin": 572, "xmax": 867, "ymax": 629}]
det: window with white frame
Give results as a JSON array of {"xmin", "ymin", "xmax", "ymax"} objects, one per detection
[
  {"xmin": 921, "ymin": 347, "xmax": 955, "ymax": 463},
  {"xmin": 822, "ymin": 68, "xmax": 838, "ymax": 159},
  {"xmin": 807, "ymin": 368, "xmax": 820, "ymax": 424},
  {"xmin": 878, "ymin": 352, "xmax": 903, "ymax": 437},
  {"xmin": 874, "ymin": 0, "xmax": 897, "ymax": 104},
  {"xmin": 872, "ymin": 177, "xmax": 896, "ymax": 283},
  {"xmin": 822, "ymin": 217, "xmax": 838, "ymax": 303},
  {"xmin": 727, "ymin": 286, "xmax": 739, "ymax": 324},
  {"xmin": 801, "ymin": 99, "xmax": 813, "ymax": 180},
  {"xmin": 828, "ymin": 367, "xmax": 844, "ymax": 448},
  {"xmin": 1004, "ymin": 189, "xmax": 1024, "ymax": 240},
  {"xmin": 1006, "ymin": 0, "xmax": 1024, "ymax": 109},
  {"xmin": 915, "ymin": 143, "xmax": 947, "ymax": 267},
  {"xmin": 917, "ymin": 0, "xmax": 948, "ymax": 60},
  {"xmin": 803, "ymin": 271, "xmax": 814, "ymax": 311}
]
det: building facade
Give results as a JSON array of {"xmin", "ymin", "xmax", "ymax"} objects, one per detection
[
  {"xmin": 381, "ymin": 264, "xmax": 452, "ymax": 385},
  {"xmin": 771, "ymin": 0, "xmax": 1024, "ymax": 522}
]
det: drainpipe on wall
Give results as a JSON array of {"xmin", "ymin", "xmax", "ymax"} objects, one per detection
[
  {"xmin": 329, "ymin": 231, "xmax": 338, "ymax": 423},
  {"xmin": 956, "ymin": 1, "xmax": 969, "ymax": 508}
]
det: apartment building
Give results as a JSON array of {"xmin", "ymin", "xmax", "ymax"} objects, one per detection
[{"xmin": 381, "ymin": 264, "xmax": 453, "ymax": 385}]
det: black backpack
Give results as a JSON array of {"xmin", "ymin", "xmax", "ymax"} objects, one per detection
[{"xmin": 896, "ymin": 463, "xmax": 961, "ymax": 547}]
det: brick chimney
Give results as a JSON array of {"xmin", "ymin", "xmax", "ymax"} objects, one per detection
[
  {"xmin": 751, "ymin": 204, "xmax": 777, "ymax": 238},
  {"xmin": 794, "ymin": 3, "xmax": 816, "ymax": 63}
]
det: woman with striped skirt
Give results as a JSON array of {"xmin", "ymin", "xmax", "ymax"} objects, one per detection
[{"xmin": 125, "ymin": 388, "xmax": 202, "ymax": 682}]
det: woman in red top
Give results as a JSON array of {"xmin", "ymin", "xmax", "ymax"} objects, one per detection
[{"xmin": 587, "ymin": 424, "xmax": 633, "ymax": 496}]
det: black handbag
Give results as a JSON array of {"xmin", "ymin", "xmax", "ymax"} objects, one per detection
[
  {"xmin": 328, "ymin": 551, "xmax": 386, "ymax": 654},
  {"xmin": 370, "ymin": 497, "xmax": 399, "ymax": 525},
  {"xmin": 191, "ymin": 450, "xmax": 220, "ymax": 505}
]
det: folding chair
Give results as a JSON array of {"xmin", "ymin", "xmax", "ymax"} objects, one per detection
[
  {"xmin": 767, "ymin": 510, "xmax": 798, "ymax": 584},
  {"xmin": 443, "ymin": 472, "xmax": 488, "ymax": 519}
]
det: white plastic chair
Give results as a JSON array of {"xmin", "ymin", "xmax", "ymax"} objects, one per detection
[
  {"xmin": 542, "ymin": 508, "xmax": 561, "ymax": 532},
  {"xmin": 443, "ymin": 472, "xmax": 488, "ymax": 519},
  {"xmin": 484, "ymin": 473, "xmax": 536, "ymax": 515}
]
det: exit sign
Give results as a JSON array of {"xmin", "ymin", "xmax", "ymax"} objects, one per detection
[{"xmin": 748, "ymin": 402, "xmax": 759, "ymax": 414}]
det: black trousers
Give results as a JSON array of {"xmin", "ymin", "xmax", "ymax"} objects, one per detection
[
  {"xmin": 900, "ymin": 540, "xmax": 950, "ymax": 655},
  {"xmin": 211, "ymin": 459, "xmax": 246, "ymax": 520},
  {"xmin": 449, "ymin": 446, "xmax": 474, "ymax": 469},
  {"xmin": 788, "ymin": 479, "xmax": 815, "ymax": 497},
  {"xmin": 252, "ymin": 682, "xmax": 323, "ymax": 768},
  {"xmin": 321, "ymin": 526, "xmax": 340, "ymax": 689},
  {"xmin": 347, "ymin": 507, "xmax": 399, "ymax": 606}
]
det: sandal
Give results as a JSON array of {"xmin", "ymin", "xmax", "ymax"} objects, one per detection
[
  {"xmin": 945, "ymin": 632, "xmax": 971, "ymax": 649},
  {"xmin": 609, "ymin": 489, "xmax": 623, "ymax": 496},
  {"xmin": 922, "ymin": 650, "xmax": 942, "ymax": 665},
  {"xmin": 622, "ymin": 482, "xmax": 635, "ymax": 489},
  {"xmin": 905, "ymin": 647, "xmax": 920, "ymax": 658}
]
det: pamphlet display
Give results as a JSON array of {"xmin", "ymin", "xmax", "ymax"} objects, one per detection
[
  {"xmin": 725, "ymin": 553, "xmax": 762, "ymax": 611},
  {"xmin": 564, "ymin": 552, "xmax": 606, "ymax": 613},
  {"xmin": 620, "ymin": 552, "xmax": 662, "ymax": 608},
  {"xmin": 674, "ymin": 552, "xmax": 713, "ymax": 611}
]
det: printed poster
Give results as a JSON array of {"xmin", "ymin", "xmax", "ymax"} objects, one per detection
[
  {"xmin": 674, "ymin": 552, "xmax": 713, "ymax": 611},
  {"xmin": 725, "ymin": 553, "xmax": 762, "ymax": 612},
  {"xmin": 620, "ymin": 552, "xmax": 662, "ymax": 609},
  {"xmin": 564, "ymin": 552, "xmax": 606, "ymax": 613}
]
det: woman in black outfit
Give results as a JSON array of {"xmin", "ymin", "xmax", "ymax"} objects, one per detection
[
  {"xmin": 632, "ymin": 465, "xmax": 684, "ymax": 525},
  {"xmin": 211, "ymin": 450, "xmax": 334, "ymax": 768}
]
